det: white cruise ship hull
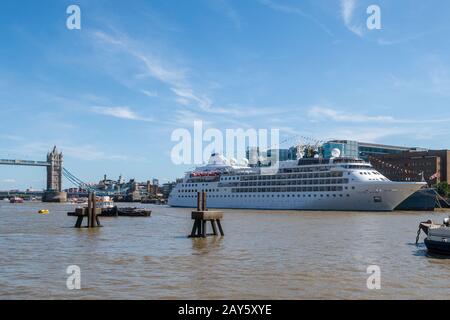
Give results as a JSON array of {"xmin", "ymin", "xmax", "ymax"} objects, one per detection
[{"xmin": 169, "ymin": 182, "xmax": 425, "ymax": 212}]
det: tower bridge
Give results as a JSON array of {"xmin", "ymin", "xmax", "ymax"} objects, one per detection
[{"xmin": 0, "ymin": 146, "xmax": 66, "ymax": 202}]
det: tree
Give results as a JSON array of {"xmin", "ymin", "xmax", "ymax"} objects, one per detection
[{"xmin": 436, "ymin": 181, "xmax": 449, "ymax": 197}]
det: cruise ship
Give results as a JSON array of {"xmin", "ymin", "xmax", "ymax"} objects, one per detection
[{"xmin": 168, "ymin": 152, "xmax": 426, "ymax": 211}]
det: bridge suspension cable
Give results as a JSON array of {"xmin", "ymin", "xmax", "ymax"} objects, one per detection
[
  {"xmin": 62, "ymin": 168, "xmax": 123, "ymax": 196},
  {"xmin": 63, "ymin": 168, "xmax": 98, "ymax": 193}
]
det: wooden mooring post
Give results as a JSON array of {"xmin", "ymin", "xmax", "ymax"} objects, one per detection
[
  {"xmin": 74, "ymin": 192, "xmax": 102, "ymax": 228},
  {"xmin": 189, "ymin": 192, "xmax": 224, "ymax": 238}
]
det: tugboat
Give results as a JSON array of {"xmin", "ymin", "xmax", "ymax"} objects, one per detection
[{"xmin": 416, "ymin": 217, "xmax": 450, "ymax": 255}]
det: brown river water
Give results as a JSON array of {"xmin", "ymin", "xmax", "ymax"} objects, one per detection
[{"xmin": 0, "ymin": 201, "xmax": 449, "ymax": 300}]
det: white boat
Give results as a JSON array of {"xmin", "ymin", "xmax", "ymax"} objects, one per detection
[
  {"xmin": 96, "ymin": 196, "xmax": 114, "ymax": 209},
  {"xmin": 168, "ymin": 153, "xmax": 426, "ymax": 211},
  {"xmin": 10, "ymin": 196, "xmax": 24, "ymax": 204},
  {"xmin": 68, "ymin": 197, "xmax": 88, "ymax": 205}
]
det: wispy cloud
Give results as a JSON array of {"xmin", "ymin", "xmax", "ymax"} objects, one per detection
[
  {"xmin": 377, "ymin": 32, "xmax": 428, "ymax": 46},
  {"xmin": 92, "ymin": 106, "xmax": 153, "ymax": 122},
  {"xmin": 389, "ymin": 54, "xmax": 450, "ymax": 97},
  {"xmin": 170, "ymin": 87, "xmax": 212, "ymax": 110},
  {"xmin": 332, "ymin": 127, "xmax": 409, "ymax": 143},
  {"xmin": 1, "ymin": 142, "xmax": 129, "ymax": 162},
  {"xmin": 92, "ymin": 30, "xmax": 186, "ymax": 86},
  {"xmin": 308, "ymin": 105, "xmax": 450, "ymax": 124},
  {"xmin": 171, "ymin": 109, "xmax": 212, "ymax": 127},
  {"xmin": 207, "ymin": 0, "xmax": 241, "ymax": 29},
  {"xmin": 1, "ymin": 179, "xmax": 16, "ymax": 183},
  {"xmin": 61, "ymin": 145, "xmax": 129, "ymax": 161},
  {"xmin": 427, "ymin": 55, "xmax": 450, "ymax": 95},
  {"xmin": 340, "ymin": 0, "xmax": 363, "ymax": 36},
  {"xmin": 0, "ymin": 134, "xmax": 23, "ymax": 141},
  {"xmin": 259, "ymin": 0, "xmax": 333, "ymax": 36},
  {"xmin": 91, "ymin": 29, "xmax": 284, "ymax": 121},
  {"xmin": 308, "ymin": 106, "xmax": 394, "ymax": 123},
  {"xmin": 91, "ymin": 30, "xmax": 215, "ymax": 114},
  {"xmin": 277, "ymin": 125, "xmax": 407, "ymax": 144},
  {"xmin": 141, "ymin": 90, "xmax": 158, "ymax": 98}
]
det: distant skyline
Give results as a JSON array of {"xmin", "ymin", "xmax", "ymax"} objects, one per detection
[{"xmin": 1, "ymin": 0, "xmax": 450, "ymax": 189}]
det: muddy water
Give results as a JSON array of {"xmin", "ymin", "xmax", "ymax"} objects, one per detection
[{"xmin": 0, "ymin": 202, "xmax": 449, "ymax": 299}]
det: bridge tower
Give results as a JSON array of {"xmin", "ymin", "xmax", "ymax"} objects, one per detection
[
  {"xmin": 43, "ymin": 146, "xmax": 67, "ymax": 203},
  {"xmin": 47, "ymin": 146, "xmax": 63, "ymax": 192}
]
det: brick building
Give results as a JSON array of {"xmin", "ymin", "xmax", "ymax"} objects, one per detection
[{"xmin": 369, "ymin": 150, "xmax": 450, "ymax": 184}]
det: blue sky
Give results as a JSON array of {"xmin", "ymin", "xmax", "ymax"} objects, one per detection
[{"xmin": 1, "ymin": 0, "xmax": 450, "ymax": 190}]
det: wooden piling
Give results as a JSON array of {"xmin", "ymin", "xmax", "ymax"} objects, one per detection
[
  {"xmin": 73, "ymin": 192, "xmax": 102, "ymax": 228},
  {"xmin": 197, "ymin": 192, "xmax": 201, "ymax": 211},
  {"xmin": 202, "ymin": 191, "xmax": 207, "ymax": 211},
  {"xmin": 87, "ymin": 192, "xmax": 93, "ymax": 228},
  {"xmin": 189, "ymin": 192, "xmax": 224, "ymax": 238}
]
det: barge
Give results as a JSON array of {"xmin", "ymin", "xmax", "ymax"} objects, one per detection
[{"xmin": 416, "ymin": 217, "xmax": 450, "ymax": 255}]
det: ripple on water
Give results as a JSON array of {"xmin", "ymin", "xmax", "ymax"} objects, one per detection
[{"xmin": 1, "ymin": 203, "xmax": 450, "ymax": 299}]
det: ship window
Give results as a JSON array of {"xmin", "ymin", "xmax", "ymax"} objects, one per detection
[{"xmin": 374, "ymin": 196, "xmax": 382, "ymax": 203}]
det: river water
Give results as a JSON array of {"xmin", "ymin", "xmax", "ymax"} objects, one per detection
[{"xmin": 0, "ymin": 201, "xmax": 449, "ymax": 300}]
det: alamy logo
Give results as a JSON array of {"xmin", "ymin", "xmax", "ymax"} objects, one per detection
[
  {"xmin": 366, "ymin": 265, "xmax": 381, "ymax": 290},
  {"xmin": 66, "ymin": 5, "xmax": 81, "ymax": 30},
  {"xmin": 170, "ymin": 121, "xmax": 280, "ymax": 172},
  {"xmin": 66, "ymin": 265, "xmax": 81, "ymax": 290},
  {"xmin": 367, "ymin": 5, "xmax": 381, "ymax": 30}
]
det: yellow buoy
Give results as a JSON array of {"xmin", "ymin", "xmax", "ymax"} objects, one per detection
[{"xmin": 39, "ymin": 209, "xmax": 49, "ymax": 215}]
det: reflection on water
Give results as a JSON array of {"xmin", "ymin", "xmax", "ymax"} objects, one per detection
[
  {"xmin": 0, "ymin": 202, "xmax": 449, "ymax": 299},
  {"xmin": 191, "ymin": 237, "xmax": 224, "ymax": 252}
]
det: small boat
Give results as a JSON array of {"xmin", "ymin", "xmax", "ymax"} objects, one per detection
[
  {"xmin": 38, "ymin": 209, "xmax": 49, "ymax": 215},
  {"xmin": 416, "ymin": 217, "xmax": 450, "ymax": 255},
  {"xmin": 68, "ymin": 197, "xmax": 88, "ymax": 205},
  {"xmin": 96, "ymin": 196, "xmax": 114, "ymax": 209},
  {"xmin": 10, "ymin": 197, "xmax": 24, "ymax": 204}
]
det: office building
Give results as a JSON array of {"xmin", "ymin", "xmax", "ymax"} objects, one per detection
[
  {"xmin": 321, "ymin": 140, "xmax": 426, "ymax": 160},
  {"xmin": 370, "ymin": 150, "xmax": 450, "ymax": 183}
]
